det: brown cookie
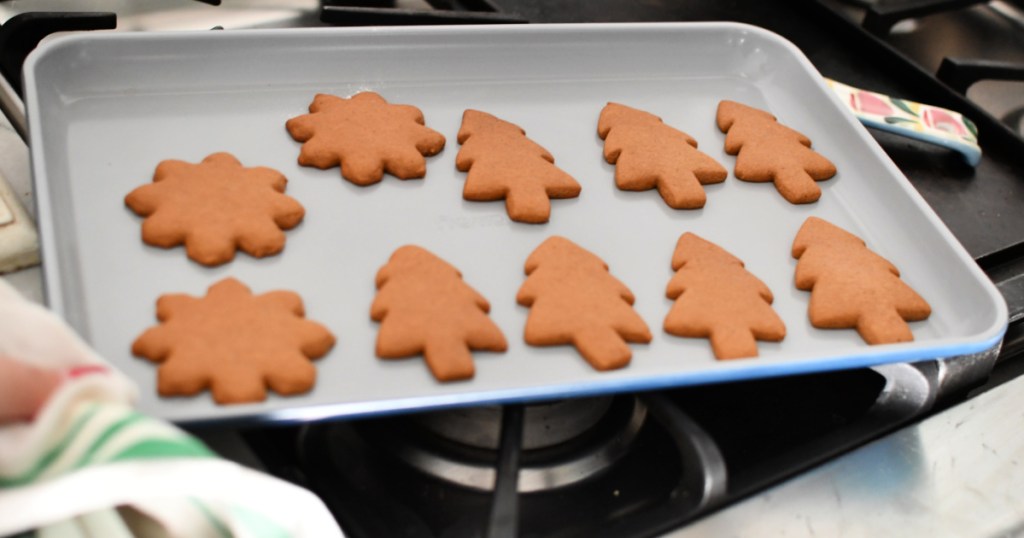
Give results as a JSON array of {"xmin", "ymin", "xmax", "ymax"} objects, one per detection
[
  {"xmin": 371, "ymin": 245, "xmax": 507, "ymax": 382},
  {"xmin": 516, "ymin": 236, "xmax": 652, "ymax": 371},
  {"xmin": 286, "ymin": 92, "xmax": 446, "ymax": 186},
  {"xmin": 124, "ymin": 152, "xmax": 305, "ymax": 267},
  {"xmin": 132, "ymin": 277, "xmax": 336, "ymax": 404},
  {"xmin": 716, "ymin": 100, "xmax": 836, "ymax": 204},
  {"xmin": 664, "ymin": 233, "xmax": 785, "ymax": 359},
  {"xmin": 456, "ymin": 110, "xmax": 582, "ymax": 224},
  {"xmin": 792, "ymin": 216, "xmax": 931, "ymax": 344},
  {"xmin": 598, "ymin": 102, "xmax": 727, "ymax": 209}
]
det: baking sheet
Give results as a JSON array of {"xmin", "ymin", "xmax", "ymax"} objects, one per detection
[{"xmin": 24, "ymin": 23, "xmax": 1007, "ymax": 425}]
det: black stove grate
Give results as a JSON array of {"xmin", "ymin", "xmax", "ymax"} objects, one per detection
[
  {"xmin": 319, "ymin": 0, "xmax": 527, "ymax": 26},
  {"xmin": 0, "ymin": 12, "xmax": 115, "ymax": 97},
  {"xmin": 937, "ymin": 58, "xmax": 1024, "ymax": 94},
  {"xmin": 860, "ymin": 0, "xmax": 992, "ymax": 36},
  {"xmin": 800, "ymin": 0, "xmax": 1024, "ymax": 270}
]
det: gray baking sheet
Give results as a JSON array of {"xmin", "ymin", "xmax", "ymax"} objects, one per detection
[{"xmin": 25, "ymin": 23, "xmax": 1007, "ymax": 425}]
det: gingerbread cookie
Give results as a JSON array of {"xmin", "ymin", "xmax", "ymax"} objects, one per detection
[
  {"xmin": 132, "ymin": 277, "xmax": 335, "ymax": 404},
  {"xmin": 792, "ymin": 216, "xmax": 931, "ymax": 344},
  {"xmin": 716, "ymin": 100, "xmax": 836, "ymax": 204},
  {"xmin": 664, "ymin": 233, "xmax": 785, "ymax": 359},
  {"xmin": 598, "ymin": 103, "xmax": 727, "ymax": 209},
  {"xmin": 517, "ymin": 236, "xmax": 651, "ymax": 371},
  {"xmin": 456, "ymin": 110, "xmax": 581, "ymax": 224},
  {"xmin": 286, "ymin": 91, "xmax": 446, "ymax": 186},
  {"xmin": 124, "ymin": 152, "xmax": 304, "ymax": 267},
  {"xmin": 371, "ymin": 245, "xmax": 507, "ymax": 381}
]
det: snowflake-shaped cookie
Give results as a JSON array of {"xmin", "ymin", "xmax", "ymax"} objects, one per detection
[
  {"xmin": 125, "ymin": 152, "xmax": 305, "ymax": 266},
  {"xmin": 286, "ymin": 91, "xmax": 447, "ymax": 185},
  {"xmin": 132, "ymin": 277, "xmax": 336, "ymax": 404}
]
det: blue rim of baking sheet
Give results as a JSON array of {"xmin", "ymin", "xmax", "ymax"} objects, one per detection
[{"xmin": 258, "ymin": 334, "xmax": 1005, "ymax": 425}]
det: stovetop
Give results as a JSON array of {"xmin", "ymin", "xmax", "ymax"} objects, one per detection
[{"xmin": 3, "ymin": 1, "xmax": 1023, "ymax": 536}]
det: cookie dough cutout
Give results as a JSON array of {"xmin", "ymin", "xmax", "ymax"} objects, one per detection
[
  {"xmin": 456, "ymin": 110, "xmax": 581, "ymax": 224},
  {"xmin": 124, "ymin": 152, "xmax": 305, "ymax": 267},
  {"xmin": 132, "ymin": 277, "xmax": 336, "ymax": 405},
  {"xmin": 517, "ymin": 236, "xmax": 651, "ymax": 371},
  {"xmin": 792, "ymin": 216, "xmax": 931, "ymax": 344},
  {"xmin": 371, "ymin": 245, "xmax": 507, "ymax": 382},
  {"xmin": 664, "ymin": 232, "xmax": 785, "ymax": 359},
  {"xmin": 598, "ymin": 102, "xmax": 727, "ymax": 209},
  {"xmin": 286, "ymin": 91, "xmax": 446, "ymax": 186},
  {"xmin": 717, "ymin": 100, "xmax": 836, "ymax": 204}
]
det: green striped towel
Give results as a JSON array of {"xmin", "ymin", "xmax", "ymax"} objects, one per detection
[
  {"xmin": 0, "ymin": 398, "xmax": 343, "ymax": 538},
  {"xmin": 0, "ymin": 278, "xmax": 343, "ymax": 538}
]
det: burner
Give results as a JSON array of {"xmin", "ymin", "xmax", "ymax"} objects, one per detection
[
  {"xmin": 368, "ymin": 396, "xmax": 645, "ymax": 492},
  {"xmin": 289, "ymin": 394, "xmax": 710, "ymax": 536},
  {"xmin": 299, "ymin": 396, "xmax": 646, "ymax": 494},
  {"xmin": 261, "ymin": 368, "xmax": 903, "ymax": 537}
]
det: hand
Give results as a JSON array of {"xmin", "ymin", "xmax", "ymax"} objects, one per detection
[{"xmin": 0, "ymin": 356, "xmax": 104, "ymax": 424}]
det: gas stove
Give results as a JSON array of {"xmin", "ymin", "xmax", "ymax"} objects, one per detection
[{"xmin": 2, "ymin": 1, "xmax": 1023, "ymax": 536}]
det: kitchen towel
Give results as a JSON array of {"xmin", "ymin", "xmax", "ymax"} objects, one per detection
[{"xmin": 0, "ymin": 277, "xmax": 343, "ymax": 538}]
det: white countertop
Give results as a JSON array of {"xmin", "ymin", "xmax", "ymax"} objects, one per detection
[{"xmin": 669, "ymin": 365, "xmax": 1024, "ymax": 536}]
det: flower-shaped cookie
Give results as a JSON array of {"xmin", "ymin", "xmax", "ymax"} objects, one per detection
[
  {"xmin": 125, "ymin": 152, "xmax": 305, "ymax": 266},
  {"xmin": 132, "ymin": 277, "xmax": 336, "ymax": 404},
  {"xmin": 286, "ymin": 91, "xmax": 446, "ymax": 186}
]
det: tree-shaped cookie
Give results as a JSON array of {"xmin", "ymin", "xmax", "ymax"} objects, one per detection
[
  {"xmin": 716, "ymin": 100, "xmax": 837, "ymax": 204},
  {"xmin": 792, "ymin": 217, "xmax": 931, "ymax": 344},
  {"xmin": 124, "ymin": 152, "xmax": 305, "ymax": 266},
  {"xmin": 516, "ymin": 236, "xmax": 651, "ymax": 371},
  {"xmin": 456, "ymin": 110, "xmax": 581, "ymax": 223},
  {"xmin": 286, "ymin": 91, "xmax": 446, "ymax": 186},
  {"xmin": 371, "ymin": 245, "xmax": 507, "ymax": 381},
  {"xmin": 132, "ymin": 277, "xmax": 336, "ymax": 404},
  {"xmin": 598, "ymin": 102, "xmax": 727, "ymax": 209},
  {"xmin": 664, "ymin": 233, "xmax": 786, "ymax": 359}
]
